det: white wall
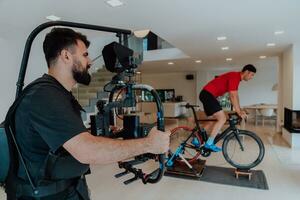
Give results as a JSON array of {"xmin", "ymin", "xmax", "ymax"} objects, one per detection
[
  {"xmin": 239, "ymin": 58, "xmax": 278, "ymax": 106},
  {"xmin": 141, "ymin": 72, "xmax": 197, "ymax": 104},
  {"xmin": 277, "ymin": 54, "xmax": 284, "ymax": 130},
  {"xmin": 0, "ymin": 36, "xmax": 25, "ymax": 120},
  {"xmin": 280, "ymin": 44, "xmax": 300, "ymax": 111},
  {"xmin": 282, "ymin": 45, "xmax": 294, "ymax": 110},
  {"xmin": 293, "ymin": 44, "xmax": 300, "ymax": 110},
  {"xmin": 196, "ymin": 58, "xmax": 278, "ymax": 108}
]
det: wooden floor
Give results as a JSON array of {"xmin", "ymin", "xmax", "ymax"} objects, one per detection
[{"xmin": 1, "ymin": 123, "xmax": 300, "ymax": 200}]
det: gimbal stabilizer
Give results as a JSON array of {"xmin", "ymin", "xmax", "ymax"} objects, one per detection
[{"xmin": 90, "ymin": 42, "xmax": 166, "ymax": 184}]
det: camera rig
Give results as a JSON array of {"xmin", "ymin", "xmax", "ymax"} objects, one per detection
[
  {"xmin": 12, "ymin": 21, "xmax": 165, "ymax": 185},
  {"xmin": 90, "ymin": 41, "xmax": 166, "ymax": 184}
]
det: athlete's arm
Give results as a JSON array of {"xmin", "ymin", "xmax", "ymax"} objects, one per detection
[{"xmin": 229, "ymin": 91, "xmax": 246, "ymax": 118}]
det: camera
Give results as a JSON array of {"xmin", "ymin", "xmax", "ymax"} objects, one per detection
[{"xmin": 102, "ymin": 41, "xmax": 138, "ymax": 74}]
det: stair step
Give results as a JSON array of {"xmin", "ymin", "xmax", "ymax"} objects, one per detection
[
  {"xmin": 76, "ymin": 93, "xmax": 97, "ymax": 99},
  {"xmin": 93, "ymin": 71, "xmax": 113, "ymax": 76},
  {"xmin": 79, "ymin": 99, "xmax": 89, "ymax": 107},
  {"xmin": 88, "ymin": 82, "xmax": 108, "ymax": 87},
  {"xmin": 75, "ymin": 68, "xmax": 113, "ymax": 120},
  {"xmin": 78, "ymin": 87, "xmax": 103, "ymax": 93},
  {"xmin": 91, "ymin": 77, "xmax": 112, "ymax": 82},
  {"xmin": 72, "ymin": 87, "xmax": 102, "ymax": 93}
]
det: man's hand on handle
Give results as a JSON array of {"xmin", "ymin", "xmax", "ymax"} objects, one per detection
[
  {"xmin": 237, "ymin": 110, "xmax": 248, "ymax": 119},
  {"xmin": 146, "ymin": 127, "xmax": 170, "ymax": 154}
]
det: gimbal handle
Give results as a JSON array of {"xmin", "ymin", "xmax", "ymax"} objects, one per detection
[{"xmin": 110, "ymin": 84, "xmax": 166, "ymax": 184}]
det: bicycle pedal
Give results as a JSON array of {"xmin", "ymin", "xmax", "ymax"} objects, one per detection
[{"xmin": 200, "ymin": 148, "xmax": 211, "ymax": 157}]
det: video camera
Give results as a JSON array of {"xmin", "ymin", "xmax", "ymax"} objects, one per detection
[{"xmin": 90, "ymin": 41, "xmax": 166, "ymax": 184}]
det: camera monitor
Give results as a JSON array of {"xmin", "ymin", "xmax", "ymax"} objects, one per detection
[{"xmin": 102, "ymin": 42, "xmax": 135, "ymax": 73}]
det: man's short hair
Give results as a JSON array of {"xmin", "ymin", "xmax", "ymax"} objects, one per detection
[
  {"xmin": 242, "ymin": 64, "xmax": 256, "ymax": 73},
  {"xmin": 43, "ymin": 28, "xmax": 90, "ymax": 68}
]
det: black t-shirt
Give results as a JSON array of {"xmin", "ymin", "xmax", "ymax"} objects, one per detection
[{"xmin": 15, "ymin": 74, "xmax": 87, "ymax": 181}]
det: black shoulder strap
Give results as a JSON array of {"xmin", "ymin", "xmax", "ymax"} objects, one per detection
[
  {"xmin": 6, "ymin": 78, "xmax": 57, "ymax": 120},
  {"xmin": 4, "ymin": 78, "xmax": 63, "ymax": 192},
  {"xmin": 5, "ymin": 77, "xmax": 66, "ymax": 126}
]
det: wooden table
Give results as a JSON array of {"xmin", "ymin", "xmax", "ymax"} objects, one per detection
[{"xmin": 243, "ymin": 104, "xmax": 277, "ymax": 126}]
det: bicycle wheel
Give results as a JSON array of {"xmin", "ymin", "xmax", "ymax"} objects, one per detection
[
  {"xmin": 222, "ymin": 130, "xmax": 265, "ymax": 169},
  {"xmin": 170, "ymin": 126, "xmax": 203, "ymax": 165}
]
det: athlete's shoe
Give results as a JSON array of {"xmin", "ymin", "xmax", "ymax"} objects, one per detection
[{"xmin": 191, "ymin": 137, "xmax": 200, "ymax": 148}]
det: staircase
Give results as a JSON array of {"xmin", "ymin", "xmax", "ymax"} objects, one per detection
[{"xmin": 72, "ymin": 68, "xmax": 114, "ymax": 126}]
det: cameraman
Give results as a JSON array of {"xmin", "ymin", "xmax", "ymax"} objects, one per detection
[{"xmin": 8, "ymin": 28, "xmax": 170, "ymax": 200}]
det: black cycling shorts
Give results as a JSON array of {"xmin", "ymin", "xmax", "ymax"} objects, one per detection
[{"xmin": 199, "ymin": 90, "xmax": 222, "ymax": 117}]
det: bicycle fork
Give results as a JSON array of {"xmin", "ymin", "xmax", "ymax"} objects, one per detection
[{"xmin": 232, "ymin": 129, "xmax": 245, "ymax": 151}]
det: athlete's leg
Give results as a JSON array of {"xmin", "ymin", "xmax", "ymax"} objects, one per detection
[{"xmin": 204, "ymin": 110, "xmax": 226, "ymax": 152}]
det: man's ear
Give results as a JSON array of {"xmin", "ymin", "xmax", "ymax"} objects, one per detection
[{"xmin": 61, "ymin": 49, "xmax": 73, "ymax": 64}]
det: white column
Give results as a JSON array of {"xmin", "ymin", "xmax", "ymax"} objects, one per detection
[
  {"xmin": 277, "ymin": 55, "xmax": 283, "ymax": 132},
  {"xmin": 281, "ymin": 44, "xmax": 300, "ymax": 148}
]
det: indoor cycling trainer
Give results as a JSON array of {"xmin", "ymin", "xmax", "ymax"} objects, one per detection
[{"xmin": 165, "ymin": 103, "xmax": 265, "ymax": 181}]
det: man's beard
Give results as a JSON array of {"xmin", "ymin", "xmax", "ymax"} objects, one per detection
[{"xmin": 72, "ymin": 60, "xmax": 91, "ymax": 85}]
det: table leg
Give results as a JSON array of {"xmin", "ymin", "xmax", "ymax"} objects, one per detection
[{"xmin": 255, "ymin": 108, "xmax": 258, "ymax": 126}]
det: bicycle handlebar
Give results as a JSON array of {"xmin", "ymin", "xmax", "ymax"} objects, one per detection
[
  {"xmin": 227, "ymin": 112, "xmax": 244, "ymax": 126},
  {"xmin": 227, "ymin": 112, "xmax": 239, "ymax": 119}
]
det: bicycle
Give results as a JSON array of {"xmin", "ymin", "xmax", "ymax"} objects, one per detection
[{"xmin": 166, "ymin": 103, "xmax": 265, "ymax": 170}]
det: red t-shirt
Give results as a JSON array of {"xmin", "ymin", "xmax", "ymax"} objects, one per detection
[{"xmin": 203, "ymin": 72, "xmax": 241, "ymax": 97}]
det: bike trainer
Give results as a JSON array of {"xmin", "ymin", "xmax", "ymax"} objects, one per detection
[{"xmin": 164, "ymin": 159, "xmax": 206, "ymax": 179}]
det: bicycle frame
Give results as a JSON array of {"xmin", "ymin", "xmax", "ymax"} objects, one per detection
[{"xmin": 189, "ymin": 104, "xmax": 243, "ymax": 148}]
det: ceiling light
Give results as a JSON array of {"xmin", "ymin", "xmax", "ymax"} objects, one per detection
[
  {"xmin": 226, "ymin": 58, "xmax": 232, "ymax": 61},
  {"xmin": 267, "ymin": 43, "xmax": 276, "ymax": 47},
  {"xmin": 217, "ymin": 36, "xmax": 227, "ymax": 41},
  {"xmin": 46, "ymin": 15, "xmax": 61, "ymax": 21},
  {"xmin": 136, "ymin": 71, "xmax": 141, "ymax": 74},
  {"xmin": 133, "ymin": 29, "xmax": 150, "ymax": 38},
  {"xmin": 168, "ymin": 62, "xmax": 174, "ymax": 65},
  {"xmin": 259, "ymin": 55, "xmax": 267, "ymax": 59},
  {"xmin": 221, "ymin": 46, "xmax": 229, "ymax": 50},
  {"xmin": 106, "ymin": 0, "xmax": 123, "ymax": 7},
  {"xmin": 195, "ymin": 60, "xmax": 202, "ymax": 63},
  {"xmin": 274, "ymin": 30, "xmax": 284, "ymax": 35}
]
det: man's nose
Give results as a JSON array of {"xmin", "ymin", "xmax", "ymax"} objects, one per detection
[{"xmin": 87, "ymin": 57, "xmax": 93, "ymax": 68}]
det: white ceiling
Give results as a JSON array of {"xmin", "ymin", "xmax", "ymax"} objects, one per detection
[{"xmin": 0, "ymin": 0, "xmax": 299, "ymax": 72}]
